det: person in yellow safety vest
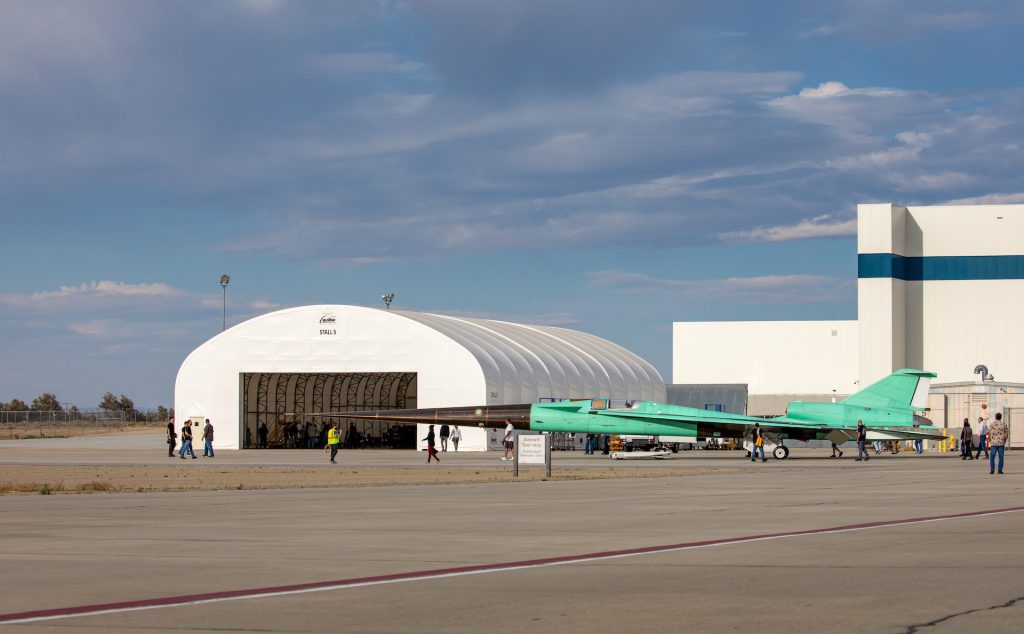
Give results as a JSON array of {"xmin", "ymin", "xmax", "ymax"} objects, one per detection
[{"xmin": 327, "ymin": 423, "xmax": 341, "ymax": 464}]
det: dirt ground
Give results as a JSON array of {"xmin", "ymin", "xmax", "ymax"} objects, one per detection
[{"xmin": 0, "ymin": 463, "xmax": 738, "ymax": 495}]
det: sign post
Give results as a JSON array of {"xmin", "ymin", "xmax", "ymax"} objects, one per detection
[{"xmin": 514, "ymin": 434, "xmax": 551, "ymax": 477}]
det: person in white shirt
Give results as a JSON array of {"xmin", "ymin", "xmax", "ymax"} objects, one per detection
[
  {"xmin": 974, "ymin": 416, "xmax": 989, "ymax": 459},
  {"xmin": 501, "ymin": 420, "xmax": 515, "ymax": 460},
  {"xmin": 450, "ymin": 425, "xmax": 462, "ymax": 451}
]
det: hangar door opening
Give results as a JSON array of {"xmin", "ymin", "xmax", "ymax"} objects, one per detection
[{"xmin": 241, "ymin": 372, "xmax": 417, "ymax": 449}]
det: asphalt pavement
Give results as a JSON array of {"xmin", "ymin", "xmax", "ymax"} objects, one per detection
[{"xmin": 0, "ymin": 440, "xmax": 1020, "ymax": 633}]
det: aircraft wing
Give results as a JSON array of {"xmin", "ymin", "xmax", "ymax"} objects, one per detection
[
  {"xmin": 546, "ymin": 403, "xmax": 827, "ymax": 442},
  {"xmin": 864, "ymin": 427, "xmax": 948, "ymax": 441}
]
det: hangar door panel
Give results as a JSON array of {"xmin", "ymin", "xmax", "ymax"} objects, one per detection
[{"xmin": 241, "ymin": 372, "xmax": 417, "ymax": 449}]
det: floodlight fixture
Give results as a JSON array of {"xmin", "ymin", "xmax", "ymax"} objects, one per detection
[{"xmin": 220, "ymin": 275, "xmax": 231, "ymax": 330}]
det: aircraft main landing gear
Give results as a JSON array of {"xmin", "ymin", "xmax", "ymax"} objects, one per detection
[{"xmin": 773, "ymin": 445, "xmax": 790, "ymax": 460}]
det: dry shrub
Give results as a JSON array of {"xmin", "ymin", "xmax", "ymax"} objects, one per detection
[
  {"xmin": 0, "ymin": 482, "xmax": 45, "ymax": 494},
  {"xmin": 76, "ymin": 481, "xmax": 114, "ymax": 492}
]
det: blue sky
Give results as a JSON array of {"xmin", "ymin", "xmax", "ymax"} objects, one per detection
[{"xmin": 2, "ymin": 0, "xmax": 1024, "ymax": 409}]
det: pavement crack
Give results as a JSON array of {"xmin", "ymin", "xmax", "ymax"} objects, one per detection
[{"xmin": 902, "ymin": 594, "xmax": 1024, "ymax": 633}]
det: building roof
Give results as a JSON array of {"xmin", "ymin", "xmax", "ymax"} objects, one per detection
[{"xmin": 394, "ymin": 310, "xmax": 665, "ymax": 402}]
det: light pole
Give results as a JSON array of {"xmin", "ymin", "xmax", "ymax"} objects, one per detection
[
  {"xmin": 220, "ymin": 274, "xmax": 231, "ymax": 331},
  {"xmin": 381, "ymin": 292, "xmax": 394, "ymax": 310}
]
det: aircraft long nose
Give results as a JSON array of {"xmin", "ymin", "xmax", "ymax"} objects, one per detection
[{"xmin": 322, "ymin": 404, "xmax": 533, "ymax": 429}]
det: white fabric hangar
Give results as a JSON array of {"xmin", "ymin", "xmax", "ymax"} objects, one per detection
[{"xmin": 175, "ymin": 305, "xmax": 665, "ymax": 450}]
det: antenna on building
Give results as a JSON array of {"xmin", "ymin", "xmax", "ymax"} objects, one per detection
[
  {"xmin": 381, "ymin": 293, "xmax": 394, "ymax": 310},
  {"xmin": 973, "ymin": 365, "xmax": 994, "ymax": 382}
]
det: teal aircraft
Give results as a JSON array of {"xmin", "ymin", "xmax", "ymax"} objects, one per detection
[{"xmin": 327, "ymin": 369, "xmax": 945, "ymax": 459}]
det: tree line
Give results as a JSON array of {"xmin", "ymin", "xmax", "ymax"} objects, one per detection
[{"xmin": 0, "ymin": 392, "xmax": 173, "ymax": 422}]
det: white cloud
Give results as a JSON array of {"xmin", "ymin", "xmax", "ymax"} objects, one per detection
[
  {"xmin": 0, "ymin": 281, "xmax": 279, "ymax": 337},
  {"xmin": 589, "ymin": 270, "xmax": 854, "ymax": 304},
  {"xmin": 718, "ymin": 214, "xmax": 857, "ymax": 243},
  {"xmin": 793, "ymin": 81, "xmax": 905, "ymax": 101},
  {"xmin": 767, "ymin": 81, "xmax": 938, "ymax": 141},
  {"xmin": 68, "ymin": 319, "xmax": 136, "ymax": 338},
  {"xmin": 827, "ymin": 131, "xmax": 933, "ymax": 170},
  {"xmin": 798, "ymin": 81, "xmax": 850, "ymax": 99},
  {"xmin": 594, "ymin": 162, "xmax": 817, "ymax": 201},
  {"xmin": 32, "ymin": 280, "xmax": 186, "ymax": 301},
  {"xmin": 890, "ymin": 171, "xmax": 972, "ymax": 190},
  {"xmin": 941, "ymin": 192, "xmax": 1024, "ymax": 205}
]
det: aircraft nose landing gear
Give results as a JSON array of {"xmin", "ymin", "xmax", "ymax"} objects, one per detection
[{"xmin": 773, "ymin": 445, "xmax": 790, "ymax": 460}]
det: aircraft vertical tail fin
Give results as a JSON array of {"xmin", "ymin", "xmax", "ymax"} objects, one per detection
[{"xmin": 842, "ymin": 369, "xmax": 936, "ymax": 410}]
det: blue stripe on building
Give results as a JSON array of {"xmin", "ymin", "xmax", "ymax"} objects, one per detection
[{"xmin": 859, "ymin": 254, "xmax": 1024, "ymax": 280}]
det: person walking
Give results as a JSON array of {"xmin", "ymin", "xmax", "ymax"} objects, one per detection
[
  {"xmin": 501, "ymin": 419, "xmax": 515, "ymax": 461},
  {"xmin": 960, "ymin": 419, "xmax": 974, "ymax": 460},
  {"xmin": 913, "ymin": 438, "xmax": 923, "ymax": 454},
  {"xmin": 179, "ymin": 421, "xmax": 196, "ymax": 459},
  {"xmin": 439, "ymin": 423, "xmax": 450, "ymax": 452},
  {"xmin": 750, "ymin": 423, "xmax": 766, "ymax": 462},
  {"xmin": 202, "ymin": 418, "xmax": 215, "ymax": 457},
  {"xmin": 257, "ymin": 422, "xmax": 268, "ymax": 449},
  {"xmin": 166, "ymin": 417, "xmax": 177, "ymax": 458},
  {"xmin": 306, "ymin": 420, "xmax": 317, "ymax": 449},
  {"xmin": 830, "ymin": 441, "xmax": 843, "ymax": 458},
  {"xmin": 326, "ymin": 422, "xmax": 341, "ymax": 464},
  {"xmin": 987, "ymin": 413, "xmax": 1008, "ymax": 475},
  {"xmin": 450, "ymin": 425, "xmax": 462, "ymax": 451},
  {"xmin": 855, "ymin": 420, "xmax": 870, "ymax": 461},
  {"xmin": 974, "ymin": 416, "xmax": 989, "ymax": 460},
  {"xmin": 424, "ymin": 424, "xmax": 440, "ymax": 463},
  {"xmin": 584, "ymin": 433, "xmax": 594, "ymax": 455}
]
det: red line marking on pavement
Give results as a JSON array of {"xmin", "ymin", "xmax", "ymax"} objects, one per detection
[{"xmin": 3, "ymin": 505, "xmax": 1023, "ymax": 624}]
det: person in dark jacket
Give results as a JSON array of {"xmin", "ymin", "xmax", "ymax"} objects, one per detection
[
  {"xmin": 166, "ymin": 418, "xmax": 177, "ymax": 457},
  {"xmin": 202, "ymin": 419, "xmax": 215, "ymax": 458},
  {"xmin": 439, "ymin": 423, "xmax": 450, "ymax": 452},
  {"xmin": 179, "ymin": 421, "xmax": 196, "ymax": 459},
  {"xmin": 960, "ymin": 419, "xmax": 974, "ymax": 460},
  {"xmin": 855, "ymin": 420, "xmax": 870, "ymax": 461},
  {"xmin": 424, "ymin": 425, "xmax": 440, "ymax": 463}
]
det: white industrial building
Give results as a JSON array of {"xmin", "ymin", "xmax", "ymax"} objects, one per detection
[
  {"xmin": 675, "ymin": 203, "xmax": 1024, "ymax": 434},
  {"xmin": 175, "ymin": 305, "xmax": 665, "ymax": 450}
]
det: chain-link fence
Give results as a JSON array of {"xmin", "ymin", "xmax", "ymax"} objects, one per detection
[
  {"xmin": 1, "ymin": 409, "xmax": 169, "ymax": 439},
  {"xmin": 0, "ymin": 410, "xmax": 126, "ymax": 424}
]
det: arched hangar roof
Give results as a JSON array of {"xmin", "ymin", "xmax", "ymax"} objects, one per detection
[
  {"xmin": 393, "ymin": 310, "xmax": 665, "ymax": 403},
  {"xmin": 177, "ymin": 304, "xmax": 664, "ymax": 406}
]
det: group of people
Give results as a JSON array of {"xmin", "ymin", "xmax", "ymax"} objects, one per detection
[
  {"xmin": 960, "ymin": 413, "xmax": 1009, "ymax": 474},
  {"xmin": 277, "ymin": 420, "xmax": 322, "ymax": 449},
  {"xmin": 166, "ymin": 417, "xmax": 215, "ymax": 459},
  {"xmin": 421, "ymin": 423, "xmax": 465, "ymax": 463}
]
